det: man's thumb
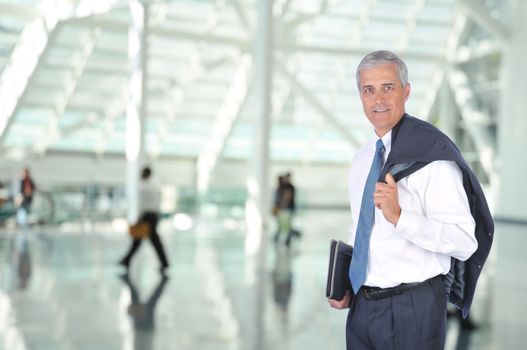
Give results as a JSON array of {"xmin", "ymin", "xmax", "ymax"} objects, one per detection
[{"xmin": 385, "ymin": 172, "xmax": 396, "ymax": 185}]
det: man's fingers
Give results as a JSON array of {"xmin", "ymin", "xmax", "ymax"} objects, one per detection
[
  {"xmin": 385, "ymin": 172, "xmax": 396, "ymax": 185},
  {"xmin": 328, "ymin": 292, "xmax": 351, "ymax": 309},
  {"xmin": 375, "ymin": 184, "xmax": 393, "ymax": 196},
  {"xmin": 375, "ymin": 183, "xmax": 386, "ymax": 193}
]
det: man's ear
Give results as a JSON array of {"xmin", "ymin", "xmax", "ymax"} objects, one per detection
[{"xmin": 404, "ymin": 83, "xmax": 411, "ymax": 101}]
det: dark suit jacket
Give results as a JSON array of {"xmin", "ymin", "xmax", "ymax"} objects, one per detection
[{"xmin": 379, "ymin": 114, "xmax": 494, "ymax": 318}]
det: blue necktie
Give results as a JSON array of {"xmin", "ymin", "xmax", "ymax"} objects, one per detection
[{"xmin": 349, "ymin": 139, "xmax": 385, "ymax": 294}]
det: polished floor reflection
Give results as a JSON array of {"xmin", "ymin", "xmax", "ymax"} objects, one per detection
[{"xmin": 0, "ymin": 210, "xmax": 525, "ymax": 350}]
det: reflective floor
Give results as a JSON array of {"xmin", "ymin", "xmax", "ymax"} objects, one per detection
[{"xmin": 0, "ymin": 209, "xmax": 525, "ymax": 350}]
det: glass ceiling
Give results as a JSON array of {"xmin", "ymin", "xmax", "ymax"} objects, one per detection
[{"xmin": 0, "ymin": 0, "xmax": 461, "ymax": 164}]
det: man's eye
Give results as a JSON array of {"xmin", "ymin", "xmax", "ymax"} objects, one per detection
[
  {"xmin": 384, "ymin": 85, "xmax": 394, "ymax": 91},
  {"xmin": 363, "ymin": 88, "xmax": 373, "ymax": 94}
]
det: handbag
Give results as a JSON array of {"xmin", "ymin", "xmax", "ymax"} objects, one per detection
[{"xmin": 128, "ymin": 222, "xmax": 150, "ymax": 239}]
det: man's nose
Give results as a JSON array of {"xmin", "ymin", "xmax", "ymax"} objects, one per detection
[{"xmin": 373, "ymin": 91, "xmax": 385, "ymax": 102}]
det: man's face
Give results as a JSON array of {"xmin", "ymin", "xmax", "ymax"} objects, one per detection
[{"xmin": 358, "ymin": 63, "xmax": 410, "ymax": 137}]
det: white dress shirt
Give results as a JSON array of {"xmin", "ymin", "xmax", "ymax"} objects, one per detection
[
  {"xmin": 348, "ymin": 130, "xmax": 478, "ymax": 288},
  {"xmin": 139, "ymin": 180, "xmax": 161, "ymax": 214}
]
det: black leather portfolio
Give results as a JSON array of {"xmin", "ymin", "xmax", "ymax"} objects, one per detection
[{"xmin": 326, "ymin": 239, "xmax": 354, "ymax": 300}]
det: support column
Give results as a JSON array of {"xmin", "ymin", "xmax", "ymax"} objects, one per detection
[
  {"xmin": 245, "ymin": 0, "xmax": 272, "ymax": 254},
  {"xmin": 126, "ymin": 0, "xmax": 148, "ymax": 222},
  {"xmin": 242, "ymin": 1, "xmax": 272, "ymax": 350},
  {"xmin": 497, "ymin": 0, "xmax": 527, "ymax": 221}
]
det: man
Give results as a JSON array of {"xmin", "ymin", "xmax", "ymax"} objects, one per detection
[
  {"xmin": 119, "ymin": 166, "xmax": 169, "ymax": 273},
  {"xmin": 328, "ymin": 50, "xmax": 493, "ymax": 349}
]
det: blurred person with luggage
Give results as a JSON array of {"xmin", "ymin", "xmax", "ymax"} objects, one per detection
[{"xmin": 119, "ymin": 166, "xmax": 169, "ymax": 273}]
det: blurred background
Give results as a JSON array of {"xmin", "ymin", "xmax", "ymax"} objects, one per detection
[{"xmin": 0, "ymin": 0, "xmax": 525, "ymax": 349}]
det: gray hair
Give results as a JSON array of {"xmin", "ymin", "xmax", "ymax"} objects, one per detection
[{"xmin": 356, "ymin": 50, "xmax": 408, "ymax": 90}]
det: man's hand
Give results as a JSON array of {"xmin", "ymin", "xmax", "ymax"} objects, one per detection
[
  {"xmin": 374, "ymin": 173, "xmax": 401, "ymax": 225},
  {"xmin": 328, "ymin": 291, "xmax": 351, "ymax": 309}
]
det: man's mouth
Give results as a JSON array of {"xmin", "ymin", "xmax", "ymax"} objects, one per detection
[{"xmin": 373, "ymin": 107, "xmax": 390, "ymax": 113}]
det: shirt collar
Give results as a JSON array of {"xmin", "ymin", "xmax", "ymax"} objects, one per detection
[
  {"xmin": 370, "ymin": 130, "xmax": 392, "ymax": 150},
  {"xmin": 370, "ymin": 131, "xmax": 392, "ymax": 158},
  {"xmin": 381, "ymin": 131, "xmax": 392, "ymax": 156}
]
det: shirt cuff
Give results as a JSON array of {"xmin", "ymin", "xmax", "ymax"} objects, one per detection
[{"xmin": 395, "ymin": 209, "xmax": 424, "ymax": 239}]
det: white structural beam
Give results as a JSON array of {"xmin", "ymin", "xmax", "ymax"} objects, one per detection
[
  {"xmin": 295, "ymin": 0, "xmax": 374, "ymax": 158},
  {"xmin": 152, "ymin": 55, "xmax": 234, "ymax": 158},
  {"xmin": 70, "ymin": 14, "xmax": 444, "ymax": 62},
  {"xmin": 95, "ymin": 86, "xmax": 128, "ymax": 157},
  {"xmin": 451, "ymin": 39, "xmax": 501, "ymax": 64},
  {"xmin": 276, "ymin": 60, "xmax": 360, "ymax": 148},
  {"xmin": 397, "ymin": 0, "xmax": 425, "ymax": 51},
  {"xmin": 446, "ymin": 69, "xmax": 495, "ymax": 178},
  {"xmin": 68, "ymin": 0, "xmax": 121, "ymax": 19},
  {"xmin": 0, "ymin": 0, "xmax": 120, "ymax": 145},
  {"xmin": 457, "ymin": 0, "xmax": 509, "ymax": 41},
  {"xmin": 70, "ymin": 16, "xmax": 248, "ymax": 47},
  {"xmin": 129, "ymin": 0, "xmax": 231, "ymax": 159},
  {"xmin": 423, "ymin": 11, "xmax": 471, "ymax": 128},
  {"xmin": 126, "ymin": 0, "xmax": 149, "ymax": 223},
  {"xmin": 325, "ymin": 0, "xmax": 374, "ymax": 123},
  {"xmin": 60, "ymin": 112, "xmax": 102, "ymax": 136},
  {"xmin": 0, "ymin": 4, "xmax": 60, "ymax": 144},
  {"xmin": 271, "ymin": 80, "xmax": 291, "ymax": 122},
  {"xmin": 197, "ymin": 55, "xmax": 252, "ymax": 193},
  {"xmin": 445, "ymin": 13, "xmax": 470, "ymax": 60},
  {"xmin": 438, "ymin": 78, "xmax": 457, "ymax": 139},
  {"xmin": 16, "ymin": 104, "xmax": 102, "ymax": 140},
  {"xmin": 408, "ymin": 2, "xmax": 449, "ymax": 120},
  {"xmin": 95, "ymin": 118, "xmax": 118, "ymax": 157},
  {"xmin": 0, "ymin": 3, "xmax": 37, "ymax": 20},
  {"xmin": 418, "ymin": 69, "xmax": 444, "ymax": 121},
  {"xmin": 275, "ymin": 0, "xmax": 293, "ymax": 18},
  {"xmin": 325, "ymin": 0, "xmax": 374, "ymax": 90},
  {"xmin": 282, "ymin": 0, "xmax": 343, "ymax": 30},
  {"xmin": 280, "ymin": 43, "xmax": 444, "ymax": 61},
  {"xmin": 231, "ymin": 0, "xmax": 252, "ymax": 30},
  {"xmin": 186, "ymin": 0, "xmax": 244, "ymax": 188},
  {"xmin": 496, "ymin": 0, "xmax": 527, "ymax": 221},
  {"xmin": 33, "ymin": 29, "xmax": 100, "ymax": 155},
  {"xmin": 443, "ymin": 9, "xmax": 498, "ymax": 188},
  {"xmin": 349, "ymin": 0, "xmax": 376, "ymax": 48}
]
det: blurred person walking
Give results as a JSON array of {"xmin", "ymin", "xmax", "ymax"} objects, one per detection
[
  {"xmin": 272, "ymin": 172, "xmax": 300, "ymax": 247},
  {"xmin": 119, "ymin": 166, "xmax": 169, "ymax": 273},
  {"xmin": 20, "ymin": 167, "xmax": 36, "ymax": 212},
  {"xmin": 17, "ymin": 167, "xmax": 36, "ymax": 226},
  {"xmin": 272, "ymin": 174, "xmax": 285, "ymax": 241}
]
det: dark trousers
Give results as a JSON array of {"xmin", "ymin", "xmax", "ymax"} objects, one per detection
[
  {"xmin": 21, "ymin": 197, "xmax": 32, "ymax": 213},
  {"xmin": 346, "ymin": 275, "xmax": 447, "ymax": 350},
  {"xmin": 122, "ymin": 212, "xmax": 169, "ymax": 268}
]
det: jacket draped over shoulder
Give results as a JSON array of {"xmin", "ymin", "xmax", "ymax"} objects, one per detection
[{"xmin": 379, "ymin": 114, "xmax": 494, "ymax": 318}]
